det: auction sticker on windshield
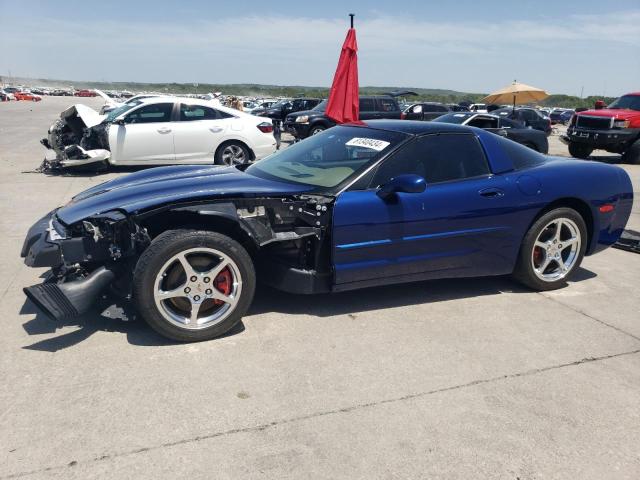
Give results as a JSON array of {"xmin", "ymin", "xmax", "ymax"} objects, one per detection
[{"xmin": 345, "ymin": 137, "xmax": 391, "ymax": 151}]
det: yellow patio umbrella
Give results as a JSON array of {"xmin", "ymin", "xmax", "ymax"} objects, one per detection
[{"xmin": 481, "ymin": 81, "xmax": 549, "ymax": 109}]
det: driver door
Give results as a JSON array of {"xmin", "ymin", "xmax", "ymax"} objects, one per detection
[
  {"xmin": 109, "ymin": 102, "xmax": 176, "ymax": 165},
  {"xmin": 332, "ymin": 133, "xmax": 522, "ymax": 288}
]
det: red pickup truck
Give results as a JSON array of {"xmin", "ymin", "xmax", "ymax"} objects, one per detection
[{"xmin": 563, "ymin": 92, "xmax": 640, "ymax": 164}]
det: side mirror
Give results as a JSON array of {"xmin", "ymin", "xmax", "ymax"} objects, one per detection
[
  {"xmin": 377, "ymin": 174, "xmax": 426, "ymax": 200},
  {"xmin": 113, "ymin": 118, "xmax": 125, "ymax": 125},
  {"xmin": 497, "ymin": 129, "xmax": 508, "ymax": 137}
]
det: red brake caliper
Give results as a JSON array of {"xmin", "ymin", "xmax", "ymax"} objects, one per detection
[
  {"xmin": 213, "ymin": 267, "xmax": 232, "ymax": 305},
  {"xmin": 533, "ymin": 247, "xmax": 543, "ymax": 267}
]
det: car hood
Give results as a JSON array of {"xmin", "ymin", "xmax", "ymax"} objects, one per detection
[
  {"xmin": 56, "ymin": 165, "xmax": 313, "ymax": 225},
  {"xmin": 577, "ymin": 108, "xmax": 640, "ymax": 120},
  {"xmin": 56, "ymin": 104, "xmax": 105, "ymax": 130}
]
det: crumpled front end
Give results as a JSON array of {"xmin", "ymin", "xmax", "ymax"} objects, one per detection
[
  {"xmin": 21, "ymin": 208, "xmax": 149, "ymax": 320},
  {"xmin": 39, "ymin": 104, "xmax": 111, "ymax": 171}
]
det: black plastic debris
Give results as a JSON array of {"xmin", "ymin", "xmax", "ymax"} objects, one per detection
[{"xmin": 613, "ymin": 230, "xmax": 640, "ymax": 253}]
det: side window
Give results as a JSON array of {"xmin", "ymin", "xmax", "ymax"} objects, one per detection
[
  {"xmin": 497, "ymin": 136, "xmax": 545, "ymax": 170},
  {"xmin": 412, "ymin": 104, "xmax": 423, "ymax": 113},
  {"xmin": 359, "ymin": 98, "xmax": 375, "ymax": 112},
  {"xmin": 372, "ymin": 134, "xmax": 490, "ymax": 186},
  {"xmin": 467, "ymin": 116, "xmax": 499, "ymax": 129},
  {"xmin": 124, "ymin": 103, "xmax": 173, "ymax": 124},
  {"xmin": 180, "ymin": 104, "xmax": 220, "ymax": 121},
  {"xmin": 378, "ymin": 98, "xmax": 397, "ymax": 112}
]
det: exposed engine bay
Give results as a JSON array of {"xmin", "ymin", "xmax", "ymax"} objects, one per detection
[
  {"xmin": 22, "ymin": 194, "xmax": 335, "ymax": 322},
  {"xmin": 39, "ymin": 104, "xmax": 111, "ymax": 170}
]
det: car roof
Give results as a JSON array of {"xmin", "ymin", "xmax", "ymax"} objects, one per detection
[{"xmin": 357, "ymin": 119, "xmax": 474, "ymax": 135}]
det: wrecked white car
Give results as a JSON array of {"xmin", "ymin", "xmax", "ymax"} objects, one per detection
[{"xmin": 41, "ymin": 98, "xmax": 277, "ymax": 171}]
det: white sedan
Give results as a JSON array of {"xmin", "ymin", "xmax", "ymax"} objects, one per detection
[{"xmin": 44, "ymin": 97, "xmax": 277, "ymax": 169}]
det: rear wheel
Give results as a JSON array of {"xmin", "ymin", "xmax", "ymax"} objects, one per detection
[
  {"xmin": 309, "ymin": 125, "xmax": 326, "ymax": 136},
  {"xmin": 568, "ymin": 142, "xmax": 593, "ymax": 159},
  {"xmin": 133, "ymin": 230, "xmax": 255, "ymax": 342},
  {"xmin": 622, "ymin": 139, "xmax": 640, "ymax": 165},
  {"xmin": 215, "ymin": 141, "xmax": 250, "ymax": 166},
  {"xmin": 513, "ymin": 208, "xmax": 587, "ymax": 291}
]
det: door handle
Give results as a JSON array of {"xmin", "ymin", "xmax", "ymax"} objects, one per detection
[
  {"xmin": 479, "ymin": 188, "xmax": 504, "ymax": 198},
  {"xmin": 157, "ymin": 128, "xmax": 172, "ymax": 134},
  {"xmin": 209, "ymin": 127, "xmax": 223, "ymax": 133}
]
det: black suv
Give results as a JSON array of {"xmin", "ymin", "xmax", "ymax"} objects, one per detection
[
  {"xmin": 254, "ymin": 98, "xmax": 322, "ymax": 122},
  {"xmin": 284, "ymin": 95, "xmax": 402, "ymax": 139},
  {"xmin": 402, "ymin": 102, "xmax": 451, "ymax": 121}
]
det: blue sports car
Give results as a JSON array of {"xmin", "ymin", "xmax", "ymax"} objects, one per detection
[{"xmin": 22, "ymin": 121, "xmax": 633, "ymax": 342}]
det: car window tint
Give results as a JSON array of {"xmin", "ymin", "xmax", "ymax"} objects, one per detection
[
  {"xmin": 180, "ymin": 104, "xmax": 220, "ymax": 121},
  {"xmin": 412, "ymin": 104, "xmax": 423, "ymax": 113},
  {"xmin": 496, "ymin": 135, "xmax": 546, "ymax": 170},
  {"xmin": 125, "ymin": 103, "xmax": 173, "ymax": 124},
  {"xmin": 372, "ymin": 134, "xmax": 490, "ymax": 186},
  {"xmin": 378, "ymin": 98, "xmax": 397, "ymax": 112},
  {"xmin": 499, "ymin": 118, "xmax": 519, "ymax": 128},
  {"xmin": 359, "ymin": 98, "xmax": 375, "ymax": 112},
  {"xmin": 467, "ymin": 116, "xmax": 499, "ymax": 129}
]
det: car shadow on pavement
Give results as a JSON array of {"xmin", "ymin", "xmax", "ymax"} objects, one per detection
[
  {"xmin": 248, "ymin": 267, "xmax": 597, "ymax": 318},
  {"xmin": 18, "ymin": 268, "xmax": 596, "ymax": 350}
]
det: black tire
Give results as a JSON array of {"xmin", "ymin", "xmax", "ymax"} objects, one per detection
[
  {"xmin": 513, "ymin": 207, "xmax": 588, "ymax": 291},
  {"xmin": 622, "ymin": 139, "xmax": 640, "ymax": 165},
  {"xmin": 309, "ymin": 125, "xmax": 326, "ymax": 136},
  {"xmin": 133, "ymin": 229, "xmax": 255, "ymax": 342},
  {"xmin": 568, "ymin": 142, "xmax": 593, "ymax": 159},
  {"xmin": 214, "ymin": 141, "xmax": 250, "ymax": 166}
]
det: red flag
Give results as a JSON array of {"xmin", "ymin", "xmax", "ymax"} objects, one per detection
[{"xmin": 325, "ymin": 28, "xmax": 359, "ymax": 124}]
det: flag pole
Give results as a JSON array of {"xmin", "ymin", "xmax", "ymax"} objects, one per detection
[{"xmin": 349, "ymin": 13, "xmax": 354, "ymax": 28}]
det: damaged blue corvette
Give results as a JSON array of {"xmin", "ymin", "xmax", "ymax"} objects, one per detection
[{"xmin": 22, "ymin": 121, "xmax": 633, "ymax": 342}]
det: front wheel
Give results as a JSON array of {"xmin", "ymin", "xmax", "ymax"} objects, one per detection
[
  {"xmin": 309, "ymin": 125, "xmax": 326, "ymax": 136},
  {"xmin": 513, "ymin": 208, "xmax": 587, "ymax": 291},
  {"xmin": 568, "ymin": 142, "xmax": 593, "ymax": 159},
  {"xmin": 133, "ymin": 230, "xmax": 255, "ymax": 342}
]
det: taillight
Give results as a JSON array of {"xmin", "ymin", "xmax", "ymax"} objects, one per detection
[
  {"xmin": 257, "ymin": 122, "xmax": 273, "ymax": 133},
  {"xmin": 401, "ymin": 112, "xmax": 406, "ymax": 120}
]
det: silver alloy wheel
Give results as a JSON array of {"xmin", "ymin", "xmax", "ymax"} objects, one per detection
[
  {"xmin": 153, "ymin": 247, "xmax": 242, "ymax": 330},
  {"xmin": 531, "ymin": 217, "xmax": 581, "ymax": 282},
  {"xmin": 220, "ymin": 144, "xmax": 246, "ymax": 165},
  {"xmin": 310, "ymin": 127, "xmax": 324, "ymax": 135}
]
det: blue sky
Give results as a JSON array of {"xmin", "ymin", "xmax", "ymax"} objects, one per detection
[{"xmin": 1, "ymin": 0, "xmax": 639, "ymax": 95}]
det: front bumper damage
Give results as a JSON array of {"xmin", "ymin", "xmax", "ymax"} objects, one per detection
[
  {"xmin": 22, "ymin": 193, "xmax": 335, "ymax": 323},
  {"xmin": 22, "ymin": 209, "xmax": 146, "ymax": 320},
  {"xmin": 39, "ymin": 104, "xmax": 111, "ymax": 171}
]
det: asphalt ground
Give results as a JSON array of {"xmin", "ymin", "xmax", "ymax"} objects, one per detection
[{"xmin": 1, "ymin": 96, "xmax": 639, "ymax": 479}]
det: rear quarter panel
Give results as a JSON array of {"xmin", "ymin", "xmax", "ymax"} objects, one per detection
[{"xmin": 514, "ymin": 159, "xmax": 633, "ymax": 254}]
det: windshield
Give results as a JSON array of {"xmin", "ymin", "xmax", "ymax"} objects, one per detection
[
  {"xmin": 312, "ymin": 100, "xmax": 328, "ymax": 112},
  {"xmin": 608, "ymin": 95, "xmax": 640, "ymax": 111},
  {"xmin": 432, "ymin": 113, "xmax": 471, "ymax": 124},
  {"xmin": 105, "ymin": 100, "xmax": 144, "ymax": 122},
  {"xmin": 245, "ymin": 126, "xmax": 407, "ymax": 190}
]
